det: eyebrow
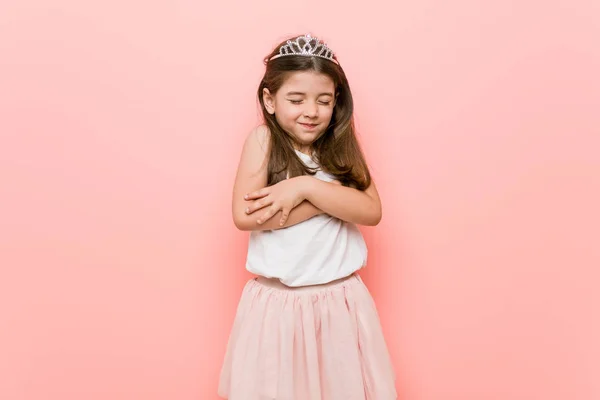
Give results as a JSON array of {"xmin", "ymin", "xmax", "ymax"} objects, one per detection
[{"xmin": 285, "ymin": 91, "xmax": 334, "ymax": 97}]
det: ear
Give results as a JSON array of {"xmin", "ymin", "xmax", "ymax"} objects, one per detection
[{"xmin": 263, "ymin": 88, "xmax": 276, "ymax": 115}]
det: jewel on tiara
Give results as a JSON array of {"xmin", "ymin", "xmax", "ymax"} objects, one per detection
[{"xmin": 268, "ymin": 34, "xmax": 338, "ymax": 65}]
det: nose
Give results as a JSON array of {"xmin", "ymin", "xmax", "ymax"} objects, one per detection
[{"xmin": 303, "ymin": 101, "xmax": 319, "ymax": 118}]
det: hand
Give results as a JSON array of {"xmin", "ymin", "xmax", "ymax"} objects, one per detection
[{"xmin": 244, "ymin": 176, "xmax": 309, "ymax": 226}]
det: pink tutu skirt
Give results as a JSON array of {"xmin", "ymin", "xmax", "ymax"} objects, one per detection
[{"xmin": 218, "ymin": 273, "xmax": 397, "ymax": 400}]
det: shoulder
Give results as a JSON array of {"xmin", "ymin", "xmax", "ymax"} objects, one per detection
[
  {"xmin": 244, "ymin": 124, "xmax": 270, "ymax": 153},
  {"xmin": 238, "ymin": 124, "xmax": 272, "ymax": 170}
]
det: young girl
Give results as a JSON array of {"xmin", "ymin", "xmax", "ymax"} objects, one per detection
[{"xmin": 218, "ymin": 33, "xmax": 397, "ymax": 400}]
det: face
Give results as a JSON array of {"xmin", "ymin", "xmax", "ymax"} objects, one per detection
[{"xmin": 263, "ymin": 70, "xmax": 336, "ymax": 152}]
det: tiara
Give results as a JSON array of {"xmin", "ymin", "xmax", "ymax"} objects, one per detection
[{"xmin": 268, "ymin": 34, "xmax": 338, "ymax": 65}]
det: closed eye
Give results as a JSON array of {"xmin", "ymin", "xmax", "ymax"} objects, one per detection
[{"xmin": 288, "ymin": 100, "xmax": 332, "ymax": 105}]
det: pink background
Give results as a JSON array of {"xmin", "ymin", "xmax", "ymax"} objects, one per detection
[{"xmin": 1, "ymin": 1, "xmax": 599, "ymax": 399}]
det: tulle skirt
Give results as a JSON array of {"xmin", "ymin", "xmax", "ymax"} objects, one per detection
[{"xmin": 218, "ymin": 273, "xmax": 397, "ymax": 399}]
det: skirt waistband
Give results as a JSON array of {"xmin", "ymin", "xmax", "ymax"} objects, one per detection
[{"xmin": 254, "ymin": 273, "xmax": 360, "ymax": 293}]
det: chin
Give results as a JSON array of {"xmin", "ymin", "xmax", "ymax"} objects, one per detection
[
  {"xmin": 298, "ymin": 134, "xmax": 320, "ymax": 146},
  {"xmin": 299, "ymin": 128, "xmax": 326, "ymax": 139}
]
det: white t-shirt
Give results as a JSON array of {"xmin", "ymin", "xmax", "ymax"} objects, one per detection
[{"xmin": 245, "ymin": 150, "xmax": 368, "ymax": 287}]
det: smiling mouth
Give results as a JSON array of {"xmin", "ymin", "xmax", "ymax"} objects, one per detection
[{"xmin": 299, "ymin": 122, "xmax": 318, "ymax": 128}]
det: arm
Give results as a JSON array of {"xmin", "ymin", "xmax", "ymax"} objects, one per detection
[
  {"xmin": 244, "ymin": 200, "xmax": 324, "ymax": 231},
  {"xmin": 231, "ymin": 126, "xmax": 324, "ymax": 231},
  {"xmin": 299, "ymin": 175, "xmax": 382, "ymax": 226}
]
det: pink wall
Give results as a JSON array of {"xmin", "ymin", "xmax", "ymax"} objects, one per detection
[{"xmin": 1, "ymin": 1, "xmax": 599, "ymax": 399}]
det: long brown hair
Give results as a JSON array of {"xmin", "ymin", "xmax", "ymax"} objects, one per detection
[{"xmin": 258, "ymin": 35, "xmax": 372, "ymax": 190}]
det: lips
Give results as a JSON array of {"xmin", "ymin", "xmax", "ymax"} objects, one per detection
[{"xmin": 299, "ymin": 122, "xmax": 318, "ymax": 129}]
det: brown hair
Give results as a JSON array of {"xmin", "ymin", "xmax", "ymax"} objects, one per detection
[{"xmin": 258, "ymin": 35, "xmax": 372, "ymax": 190}]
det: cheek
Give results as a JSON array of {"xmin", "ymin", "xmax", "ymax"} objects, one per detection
[
  {"xmin": 321, "ymin": 107, "xmax": 334, "ymax": 120},
  {"xmin": 275, "ymin": 109, "xmax": 296, "ymax": 128},
  {"xmin": 278, "ymin": 105, "xmax": 303, "ymax": 121}
]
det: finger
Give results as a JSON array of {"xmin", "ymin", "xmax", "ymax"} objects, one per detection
[
  {"xmin": 245, "ymin": 196, "xmax": 272, "ymax": 215},
  {"xmin": 244, "ymin": 188, "xmax": 269, "ymax": 200},
  {"xmin": 279, "ymin": 208, "xmax": 291, "ymax": 226},
  {"xmin": 257, "ymin": 206, "xmax": 279, "ymax": 225}
]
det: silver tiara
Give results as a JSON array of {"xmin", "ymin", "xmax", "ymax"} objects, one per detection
[{"xmin": 268, "ymin": 34, "xmax": 338, "ymax": 65}]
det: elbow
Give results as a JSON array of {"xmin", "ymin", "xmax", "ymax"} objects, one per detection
[
  {"xmin": 364, "ymin": 206, "xmax": 382, "ymax": 226},
  {"xmin": 374, "ymin": 211, "xmax": 382, "ymax": 226},
  {"xmin": 232, "ymin": 214, "xmax": 251, "ymax": 231},
  {"xmin": 366, "ymin": 214, "xmax": 382, "ymax": 226}
]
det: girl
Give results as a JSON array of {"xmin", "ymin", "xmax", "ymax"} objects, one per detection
[{"xmin": 218, "ymin": 33, "xmax": 397, "ymax": 400}]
